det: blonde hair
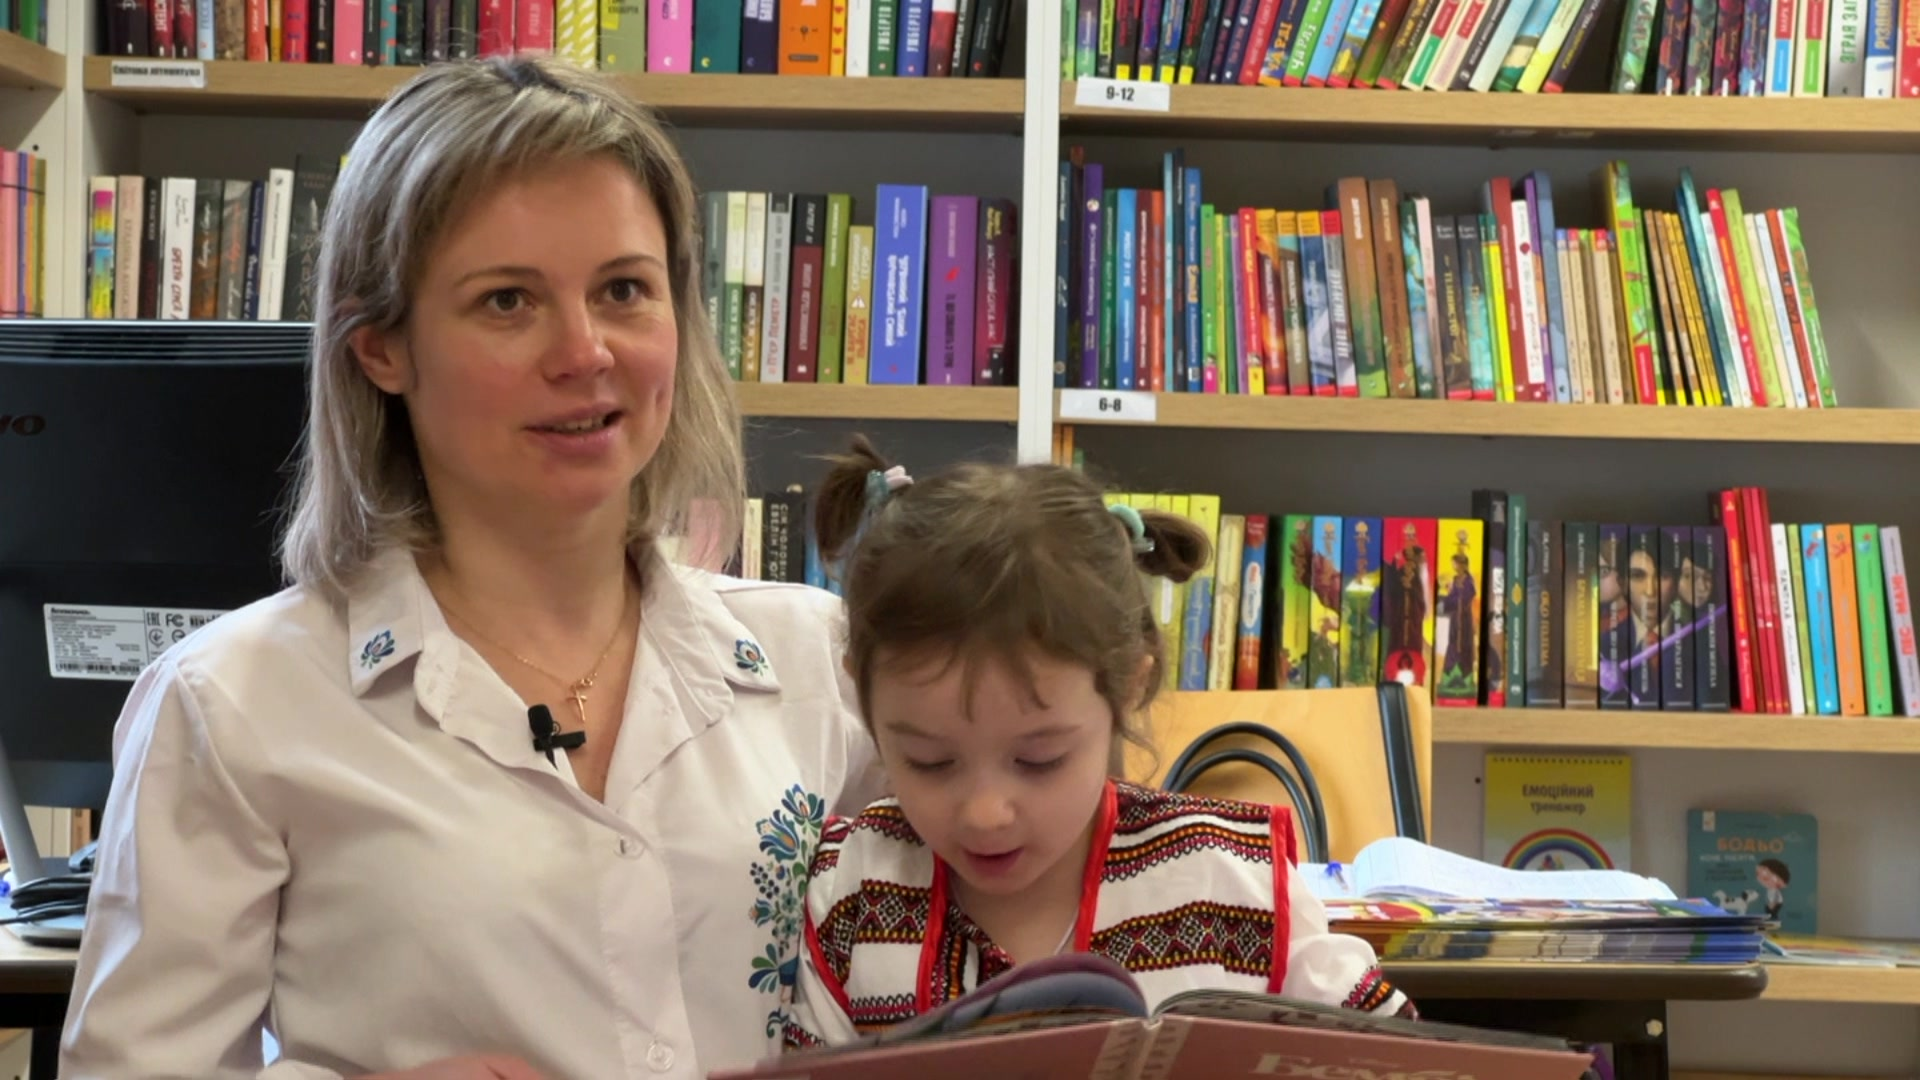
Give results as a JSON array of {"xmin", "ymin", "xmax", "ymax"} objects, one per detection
[
  {"xmin": 812, "ymin": 436, "xmax": 1212, "ymax": 757},
  {"xmin": 279, "ymin": 55, "xmax": 743, "ymax": 597}
]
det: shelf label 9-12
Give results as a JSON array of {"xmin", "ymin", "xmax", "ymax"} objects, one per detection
[
  {"xmin": 1073, "ymin": 78, "xmax": 1171, "ymax": 113},
  {"xmin": 1059, "ymin": 389, "xmax": 1158, "ymax": 423}
]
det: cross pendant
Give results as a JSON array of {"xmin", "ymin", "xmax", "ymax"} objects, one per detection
[{"xmin": 566, "ymin": 675, "xmax": 594, "ymax": 729}]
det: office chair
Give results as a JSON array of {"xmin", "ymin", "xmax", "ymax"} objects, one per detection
[{"xmin": 1123, "ymin": 683, "xmax": 1433, "ymax": 865}]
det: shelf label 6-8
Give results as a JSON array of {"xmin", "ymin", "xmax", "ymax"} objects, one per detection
[{"xmin": 1059, "ymin": 389, "xmax": 1158, "ymax": 423}]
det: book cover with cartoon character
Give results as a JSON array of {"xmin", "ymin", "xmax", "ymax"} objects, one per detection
[{"xmin": 1686, "ymin": 809, "xmax": 1818, "ymax": 935}]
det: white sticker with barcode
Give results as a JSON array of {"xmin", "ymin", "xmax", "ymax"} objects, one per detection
[{"xmin": 44, "ymin": 604, "xmax": 229, "ymax": 682}]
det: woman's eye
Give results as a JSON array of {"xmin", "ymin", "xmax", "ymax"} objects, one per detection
[
  {"xmin": 483, "ymin": 289, "xmax": 525, "ymax": 314},
  {"xmin": 606, "ymin": 278, "xmax": 643, "ymax": 303}
]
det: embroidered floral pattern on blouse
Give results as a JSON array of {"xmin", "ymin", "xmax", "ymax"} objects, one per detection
[
  {"xmin": 734, "ymin": 637, "xmax": 769, "ymax": 676},
  {"xmin": 747, "ymin": 783, "xmax": 825, "ymax": 1037},
  {"xmin": 359, "ymin": 630, "xmax": 396, "ymax": 669}
]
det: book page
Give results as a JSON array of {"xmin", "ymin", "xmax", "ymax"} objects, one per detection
[{"xmin": 1304, "ymin": 836, "xmax": 1678, "ymax": 902}]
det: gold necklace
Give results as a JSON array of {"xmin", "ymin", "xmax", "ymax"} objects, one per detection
[{"xmin": 441, "ymin": 587, "xmax": 633, "ymax": 730}]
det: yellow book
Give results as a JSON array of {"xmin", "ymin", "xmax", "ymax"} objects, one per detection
[{"xmin": 842, "ymin": 225, "xmax": 875, "ymax": 385}]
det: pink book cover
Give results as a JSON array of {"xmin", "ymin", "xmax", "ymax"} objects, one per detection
[
  {"xmin": 335, "ymin": 0, "xmax": 366, "ymax": 62},
  {"xmin": 973, "ymin": 197, "xmax": 1015, "ymax": 386},
  {"xmin": 649, "ymin": 0, "xmax": 693, "ymax": 69},
  {"xmin": 0, "ymin": 153, "xmax": 19, "ymax": 317}
]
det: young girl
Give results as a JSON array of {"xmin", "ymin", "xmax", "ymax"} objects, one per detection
[{"xmin": 781, "ymin": 437, "xmax": 1414, "ymax": 1050}]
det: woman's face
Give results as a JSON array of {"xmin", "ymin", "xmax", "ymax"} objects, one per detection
[{"xmin": 354, "ymin": 154, "xmax": 678, "ymax": 534}]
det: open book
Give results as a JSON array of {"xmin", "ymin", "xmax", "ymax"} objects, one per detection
[
  {"xmin": 713, "ymin": 952, "xmax": 1596, "ymax": 1080},
  {"xmin": 1301, "ymin": 836, "xmax": 1678, "ymax": 903}
]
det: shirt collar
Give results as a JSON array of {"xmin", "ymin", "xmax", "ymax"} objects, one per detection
[{"xmin": 342, "ymin": 543, "xmax": 785, "ymax": 703}]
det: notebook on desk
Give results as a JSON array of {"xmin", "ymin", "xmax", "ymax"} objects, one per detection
[{"xmin": 1301, "ymin": 836, "xmax": 1678, "ymax": 903}]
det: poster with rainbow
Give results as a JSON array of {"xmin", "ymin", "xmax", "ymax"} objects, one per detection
[{"xmin": 1482, "ymin": 753, "xmax": 1633, "ymax": 872}]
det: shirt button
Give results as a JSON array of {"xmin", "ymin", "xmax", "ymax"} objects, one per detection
[
  {"xmin": 646, "ymin": 1038, "xmax": 675, "ymax": 1072},
  {"xmin": 618, "ymin": 837, "xmax": 642, "ymax": 858}
]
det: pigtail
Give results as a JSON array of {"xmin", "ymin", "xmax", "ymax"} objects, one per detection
[
  {"xmin": 813, "ymin": 434, "xmax": 895, "ymax": 564},
  {"xmin": 1133, "ymin": 509, "xmax": 1212, "ymax": 583}
]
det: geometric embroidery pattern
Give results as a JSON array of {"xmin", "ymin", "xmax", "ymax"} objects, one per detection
[{"xmin": 1090, "ymin": 900, "xmax": 1275, "ymax": 979}]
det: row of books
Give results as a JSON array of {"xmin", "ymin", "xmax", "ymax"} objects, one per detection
[
  {"xmin": 1065, "ymin": 0, "xmax": 1920, "ymax": 96},
  {"xmin": 2, "ymin": 1, "xmax": 43, "ymax": 44},
  {"xmin": 96, "ymin": 0, "xmax": 1016, "ymax": 77},
  {"xmin": 82, "ymin": 157, "xmax": 340, "ymax": 323},
  {"xmin": 702, "ymin": 186, "xmax": 1019, "ymax": 387},
  {"xmin": 0, "ymin": 150, "xmax": 47, "ymax": 321},
  {"xmin": 1052, "ymin": 150, "xmax": 1836, "ymax": 408}
]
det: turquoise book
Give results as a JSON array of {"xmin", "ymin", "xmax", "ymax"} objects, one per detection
[{"xmin": 1686, "ymin": 809, "xmax": 1819, "ymax": 935}]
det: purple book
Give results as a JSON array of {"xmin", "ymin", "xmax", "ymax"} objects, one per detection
[
  {"xmin": 926, "ymin": 195, "xmax": 979, "ymax": 385},
  {"xmin": 871, "ymin": 183, "xmax": 929, "ymax": 385}
]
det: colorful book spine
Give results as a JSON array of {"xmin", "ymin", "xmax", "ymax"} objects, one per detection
[
  {"xmin": 1627, "ymin": 524, "xmax": 1660, "ymax": 709},
  {"xmin": 1564, "ymin": 522, "xmax": 1599, "ymax": 709},
  {"xmin": 870, "ymin": 183, "xmax": 928, "ymax": 385},
  {"xmin": 843, "ymin": 224, "xmax": 875, "ymax": 385},
  {"xmin": 1802, "ymin": 523, "xmax": 1841, "ymax": 715},
  {"xmin": 1663, "ymin": 524, "xmax": 1698, "ymax": 710},
  {"xmin": 1505, "ymin": 493, "xmax": 1527, "ymax": 707},
  {"xmin": 1436, "ymin": 517, "xmax": 1486, "ymax": 707},
  {"xmin": 1598, "ymin": 523, "xmax": 1631, "ymax": 709},
  {"xmin": 1309, "ymin": 515, "xmax": 1344, "ymax": 688},
  {"xmin": 1880, "ymin": 526, "xmax": 1920, "ymax": 716},
  {"xmin": 1342, "ymin": 516, "xmax": 1385, "ymax": 689},
  {"xmin": 1279, "ymin": 514, "xmax": 1314, "ymax": 689},
  {"xmin": 1694, "ymin": 525, "xmax": 1732, "ymax": 712},
  {"xmin": 1235, "ymin": 514, "xmax": 1272, "ymax": 691},
  {"xmin": 1474, "ymin": 490, "xmax": 1508, "ymax": 708},
  {"xmin": 1854, "ymin": 523, "xmax": 1894, "ymax": 716},
  {"xmin": 817, "ymin": 194, "xmax": 851, "ymax": 384},
  {"xmin": 1209, "ymin": 513, "xmax": 1246, "ymax": 691},
  {"xmin": 1180, "ymin": 494, "xmax": 1223, "ymax": 691},
  {"xmin": 1827, "ymin": 523, "xmax": 1866, "ymax": 716}
]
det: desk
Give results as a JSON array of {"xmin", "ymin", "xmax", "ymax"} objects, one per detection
[
  {"xmin": 0, "ymin": 929, "xmax": 76, "ymax": 1079},
  {"xmin": 1384, "ymin": 961, "xmax": 1769, "ymax": 1080}
]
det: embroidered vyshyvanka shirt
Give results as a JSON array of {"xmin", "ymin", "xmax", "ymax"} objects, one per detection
[{"xmin": 785, "ymin": 779, "xmax": 1412, "ymax": 1048}]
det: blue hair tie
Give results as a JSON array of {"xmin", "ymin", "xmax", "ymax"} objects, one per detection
[
  {"xmin": 865, "ymin": 465, "xmax": 913, "ymax": 510},
  {"xmin": 1108, "ymin": 503, "xmax": 1155, "ymax": 554}
]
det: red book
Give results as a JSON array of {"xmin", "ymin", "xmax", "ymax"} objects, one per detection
[{"xmin": 1715, "ymin": 489, "xmax": 1760, "ymax": 712}]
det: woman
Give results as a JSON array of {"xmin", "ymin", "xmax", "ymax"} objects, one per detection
[{"xmin": 58, "ymin": 56, "xmax": 881, "ymax": 1080}]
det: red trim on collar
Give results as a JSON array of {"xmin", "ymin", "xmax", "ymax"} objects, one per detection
[
  {"xmin": 917, "ymin": 856, "xmax": 950, "ymax": 1014},
  {"xmin": 1268, "ymin": 804, "xmax": 1296, "ymax": 994},
  {"xmin": 1072, "ymin": 778, "xmax": 1119, "ymax": 952}
]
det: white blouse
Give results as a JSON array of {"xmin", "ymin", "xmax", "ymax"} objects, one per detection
[{"xmin": 57, "ymin": 544, "xmax": 884, "ymax": 1080}]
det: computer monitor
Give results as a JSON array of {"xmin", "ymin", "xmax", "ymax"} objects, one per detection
[{"xmin": 0, "ymin": 320, "xmax": 312, "ymax": 885}]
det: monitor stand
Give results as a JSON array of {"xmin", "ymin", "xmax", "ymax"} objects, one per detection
[{"xmin": 0, "ymin": 735, "xmax": 83, "ymax": 947}]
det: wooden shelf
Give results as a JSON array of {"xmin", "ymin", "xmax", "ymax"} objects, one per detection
[
  {"xmin": 1060, "ymin": 82, "xmax": 1920, "ymax": 151},
  {"xmin": 1760, "ymin": 964, "xmax": 1920, "ymax": 1005},
  {"xmin": 1055, "ymin": 393, "xmax": 1920, "ymax": 445},
  {"xmin": 736, "ymin": 383, "xmax": 1018, "ymax": 422},
  {"xmin": 1433, "ymin": 707, "xmax": 1920, "ymax": 754},
  {"xmin": 0, "ymin": 32, "xmax": 62, "ymax": 92},
  {"xmin": 82, "ymin": 57, "xmax": 1026, "ymax": 129}
]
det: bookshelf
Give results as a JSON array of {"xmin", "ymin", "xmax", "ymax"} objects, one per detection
[
  {"xmin": 1761, "ymin": 965, "xmax": 1920, "ymax": 1006},
  {"xmin": 1059, "ymin": 83, "xmax": 1920, "ymax": 153},
  {"xmin": 1054, "ymin": 393, "xmax": 1920, "ymax": 444},
  {"xmin": 36, "ymin": 0, "xmax": 1920, "ymax": 1071},
  {"xmin": 738, "ymin": 383, "xmax": 1019, "ymax": 422},
  {"xmin": 1430, "ymin": 707, "xmax": 1920, "ymax": 755},
  {"xmin": 82, "ymin": 57, "xmax": 1028, "ymax": 130},
  {"xmin": 0, "ymin": 31, "xmax": 61, "ymax": 91}
]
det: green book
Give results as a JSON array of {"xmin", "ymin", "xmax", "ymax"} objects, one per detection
[
  {"xmin": 1782, "ymin": 209, "xmax": 1835, "ymax": 407},
  {"xmin": 1201, "ymin": 204, "xmax": 1219, "ymax": 394},
  {"xmin": 1855, "ymin": 523, "xmax": 1895, "ymax": 717},
  {"xmin": 722, "ymin": 192, "xmax": 747, "ymax": 379},
  {"xmin": 871, "ymin": 0, "xmax": 899, "ymax": 74},
  {"xmin": 701, "ymin": 192, "xmax": 727, "ymax": 350},
  {"xmin": 1100, "ymin": 188, "xmax": 1117, "ymax": 391},
  {"xmin": 694, "ymin": 0, "xmax": 742, "ymax": 71},
  {"xmin": 1789, "ymin": 524, "xmax": 1816, "ymax": 711},
  {"xmin": 816, "ymin": 194, "xmax": 851, "ymax": 383},
  {"xmin": 1279, "ymin": 514, "xmax": 1314, "ymax": 689}
]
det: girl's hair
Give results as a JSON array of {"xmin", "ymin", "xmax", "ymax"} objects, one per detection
[
  {"xmin": 814, "ymin": 435, "xmax": 1212, "ymax": 754},
  {"xmin": 279, "ymin": 54, "xmax": 743, "ymax": 598}
]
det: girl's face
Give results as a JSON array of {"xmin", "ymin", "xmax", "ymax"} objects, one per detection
[
  {"xmin": 868, "ymin": 648, "xmax": 1115, "ymax": 903},
  {"xmin": 353, "ymin": 154, "xmax": 678, "ymax": 536}
]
